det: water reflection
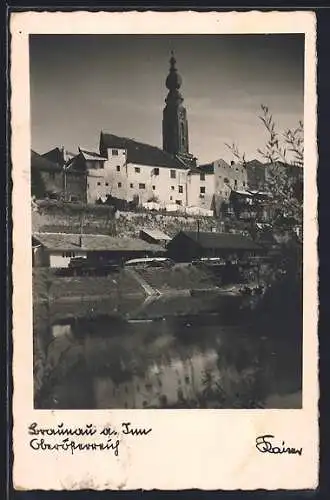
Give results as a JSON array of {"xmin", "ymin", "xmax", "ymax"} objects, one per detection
[{"xmin": 33, "ymin": 295, "xmax": 302, "ymax": 410}]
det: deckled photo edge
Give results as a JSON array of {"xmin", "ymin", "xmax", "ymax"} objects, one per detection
[{"xmin": 10, "ymin": 10, "xmax": 318, "ymax": 492}]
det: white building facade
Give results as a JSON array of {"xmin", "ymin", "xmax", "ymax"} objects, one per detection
[
  {"xmin": 186, "ymin": 159, "xmax": 248, "ymax": 213},
  {"xmin": 96, "ymin": 133, "xmax": 190, "ymax": 208}
]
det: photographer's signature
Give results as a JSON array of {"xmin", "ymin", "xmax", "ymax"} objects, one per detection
[{"xmin": 256, "ymin": 435, "xmax": 302, "ymax": 455}]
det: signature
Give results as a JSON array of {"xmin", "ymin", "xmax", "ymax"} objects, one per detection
[{"xmin": 256, "ymin": 435, "xmax": 303, "ymax": 455}]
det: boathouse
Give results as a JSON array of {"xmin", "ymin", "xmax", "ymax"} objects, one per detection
[
  {"xmin": 167, "ymin": 230, "xmax": 263, "ymax": 262},
  {"xmin": 32, "ymin": 232, "xmax": 165, "ymax": 268}
]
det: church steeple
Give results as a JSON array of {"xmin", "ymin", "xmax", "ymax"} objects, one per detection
[{"xmin": 162, "ymin": 51, "xmax": 189, "ymax": 156}]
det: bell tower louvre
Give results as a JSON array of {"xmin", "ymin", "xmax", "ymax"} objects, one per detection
[{"xmin": 162, "ymin": 51, "xmax": 192, "ymax": 162}]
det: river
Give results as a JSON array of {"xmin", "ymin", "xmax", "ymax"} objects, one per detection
[{"xmin": 33, "ymin": 282, "xmax": 302, "ymax": 410}]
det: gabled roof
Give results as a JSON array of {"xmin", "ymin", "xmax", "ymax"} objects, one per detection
[
  {"xmin": 140, "ymin": 229, "xmax": 171, "ymax": 241},
  {"xmin": 216, "ymin": 159, "xmax": 231, "ymax": 169},
  {"xmin": 31, "ymin": 150, "xmax": 62, "ymax": 172},
  {"xmin": 196, "ymin": 158, "xmax": 236, "ymax": 173},
  {"xmin": 79, "ymin": 148, "xmax": 107, "ymax": 161},
  {"xmin": 196, "ymin": 163, "xmax": 214, "ymax": 174},
  {"xmin": 177, "ymin": 231, "xmax": 262, "ymax": 251},
  {"xmin": 33, "ymin": 232, "xmax": 165, "ymax": 253},
  {"xmin": 100, "ymin": 132, "xmax": 190, "ymax": 170},
  {"xmin": 42, "ymin": 147, "xmax": 65, "ymax": 166},
  {"xmin": 245, "ymin": 159, "xmax": 265, "ymax": 169}
]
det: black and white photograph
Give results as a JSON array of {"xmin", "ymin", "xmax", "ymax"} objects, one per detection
[
  {"xmin": 30, "ymin": 32, "xmax": 305, "ymax": 411},
  {"xmin": 11, "ymin": 10, "xmax": 319, "ymax": 492}
]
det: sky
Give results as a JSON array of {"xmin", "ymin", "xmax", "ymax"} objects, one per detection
[{"xmin": 30, "ymin": 34, "xmax": 304, "ymax": 164}]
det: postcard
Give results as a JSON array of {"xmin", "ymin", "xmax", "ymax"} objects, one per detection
[{"xmin": 11, "ymin": 10, "xmax": 318, "ymax": 491}]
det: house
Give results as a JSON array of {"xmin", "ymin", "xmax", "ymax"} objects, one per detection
[
  {"xmin": 186, "ymin": 164, "xmax": 215, "ymax": 212},
  {"xmin": 167, "ymin": 230, "xmax": 263, "ymax": 262},
  {"xmin": 32, "ymin": 232, "xmax": 165, "ymax": 268},
  {"xmin": 31, "ymin": 150, "xmax": 63, "ymax": 200},
  {"xmin": 225, "ymin": 189, "xmax": 273, "ymax": 222},
  {"xmin": 98, "ymin": 132, "xmax": 191, "ymax": 208},
  {"xmin": 139, "ymin": 229, "xmax": 172, "ymax": 247},
  {"xmin": 65, "ymin": 148, "xmax": 108, "ymax": 203},
  {"xmin": 186, "ymin": 159, "xmax": 248, "ymax": 216},
  {"xmin": 41, "ymin": 146, "xmax": 88, "ymax": 203}
]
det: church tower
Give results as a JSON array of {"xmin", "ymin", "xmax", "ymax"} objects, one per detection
[{"xmin": 162, "ymin": 51, "xmax": 190, "ymax": 156}]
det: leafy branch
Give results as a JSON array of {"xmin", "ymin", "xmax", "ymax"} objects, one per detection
[
  {"xmin": 257, "ymin": 104, "xmax": 304, "ymax": 167},
  {"xmin": 224, "ymin": 142, "xmax": 246, "ymax": 165}
]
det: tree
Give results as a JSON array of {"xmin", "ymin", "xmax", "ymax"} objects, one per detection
[{"xmin": 226, "ymin": 104, "xmax": 303, "ymax": 241}]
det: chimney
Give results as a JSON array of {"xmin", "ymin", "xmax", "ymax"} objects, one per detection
[{"xmin": 231, "ymin": 161, "xmax": 235, "ymax": 166}]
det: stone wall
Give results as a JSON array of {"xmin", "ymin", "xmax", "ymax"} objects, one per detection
[
  {"xmin": 32, "ymin": 201, "xmax": 116, "ymax": 235},
  {"xmin": 32, "ymin": 201, "xmax": 226, "ymax": 237}
]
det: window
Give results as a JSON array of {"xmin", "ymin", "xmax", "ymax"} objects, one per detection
[
  {"xmin": 118, "ymin": 182, "xmax": 122, "ymax": 188},
  {"xmin": 152, "ymin": 185, "xmax": 156, "ymax": 190},
  {"xmin": 200, "ymin": 186, "xmax": 206, "ymax": 194},
  {"xmin": 170, "ymin": 170, "xmax": 176, "ymax": 179},
  {"xmin": 105, "ymin": 182, "xmax": 109, "ymax": 186},
  {"xmin": 97, "ymin": 182, "xmax": 101, "ymax": 186},
  {"xmin": 170, "ymin": 196, "xmax": 173, "ymax": 201},
  {"xmin": 243, "ymin": 181, "xmax": 246, "ymax": 187},
  {"xmin": 234, "ymin": 179, "xmax": 238, "ymax": 188},
  {"xmin": 112, "ymin": 149, "xmax": 118, "ymax": 156},
  {"xmin": 224, "ymin": 177, "xmax": 229, "ymax": 184},
  {"xmin": 62, "ymin": 251, "xmax": 75, "ymax": 258},
  {"xmin": 135, "ymin": 167, "xmax": 141, "ymax": 173},
  {"xmin": 116, "ymin": 165, "xmax": 120, "ymax": 172},
  {"xmin": 139, "ymin": 183, "xmax": 146, "ymax": 189},
  {"xmin": 176, "ymin": 200, "xmax": 182, "ymax": 206},
  {"xmin": 130, "ymin": 183, "xmax": 134, "ymax": 188},
  {"xmin": 200, "ymin": 173, "xmax": 205, "ymax": 181},
  {"xmin": 153, "ymin": 168, "xmax": 159, "ymax": 176},
  {"xmin": 171, "ymin": 186, "xmax": 175, "ymax": 191},
  {"xmin": 178, "ymin": 185, "xmax": 183, "ymax": 194}
]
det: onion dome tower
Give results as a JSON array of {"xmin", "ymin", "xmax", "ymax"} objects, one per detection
[{"xmin": 162, "ymin": 51, "xmax": 190, "ymax": 156}]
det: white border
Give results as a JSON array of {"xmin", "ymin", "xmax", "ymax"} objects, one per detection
[{"xmin": 11, "ymin": 11, "xmax": 318, "ymax": 491}]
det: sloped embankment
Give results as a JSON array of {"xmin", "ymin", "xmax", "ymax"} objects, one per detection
[
  {"xmin": 134, "ymin": 265, "xmax": 219, "ymax": 292},
  {"xmin": 33, "ymin": 268, "xmax": 146, "ymax": 303}
]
